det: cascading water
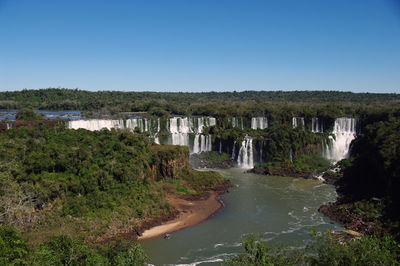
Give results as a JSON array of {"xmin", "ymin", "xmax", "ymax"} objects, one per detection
[
  {"xmin": 192, "ymin": 134, "xmax": 212, "ymax": 154},
  {"xmin": 312, "ymin": 117, "xmax": 323, "ymax": 133},
  {"xmin": 237, "ymin": 136, "xmax": 254, "ymax": 169},
  {"xmin": 154, "ymin": 118, "xmax": 161, "ymax": 144},
  {"xmin": 68, "ymin": 119, "xmax": 124, "ymax": 131},
  {"xmin": 324, "ymin": 117, "xmax": 357, "ymax": 162},
  {"xmin": 228, "ymin": 117, "xmax": 244, "ymax": 129},
  {"xmin": 126, "ymin": 118, "xmax": 146, "ymax": 132},
  {"xmin": 289, "ymin": 145, "xmax": 293, "ymax": 163},
  {"xmin": 169, "ymin": 117, "xmax": 191, "ymax": 146},
  {"xmin": 69, "ymin": 118, "xmax": 162, "ymax": 144},
  {"xmin": 251, "ymin": 117, "xmax": 268, "ymax": 130},
  {"xmin": 167, "ymin": 117, "xmax": 216, "ymax": 153},
  {"xmin": 292, "ymin": 117, "xmax": 305, "ymax": 129},
  {"xmin": 231, "ymin": 141, "xmax": 236, "ymax": 160}
]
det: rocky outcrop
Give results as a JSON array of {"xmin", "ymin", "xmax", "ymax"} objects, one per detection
[
  {"xmin": 151, "ymin": 144, "xmax": 189, "ymax": 180},
  {"xmin": 189, "ymin": 151, "xmax": 235, "ymax": 169},
  {"xmin": 250, "ymin": 164, "xmax": 314, "ymax": 179}
]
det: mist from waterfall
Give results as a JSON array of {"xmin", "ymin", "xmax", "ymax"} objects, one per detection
[
  {"xmin": 237, "ymin": 136, "xmax": 254, "ymax": 169},
  {"xmin": 324, "ymin": 117, "xmax": 357, "ymax": 162}
]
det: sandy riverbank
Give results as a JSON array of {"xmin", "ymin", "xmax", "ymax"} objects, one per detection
[{"xmin": 138, "ymin": 191, "xmax": 224, "ymax": 241}]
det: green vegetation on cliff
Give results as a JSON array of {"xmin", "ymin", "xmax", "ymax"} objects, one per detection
[
  {"xmin": 320, "ymin": 108, "xmax": 400, "ymax": 239},
  {"xmin": 0, "ymin": 124, "xmax": 225, "ymax": 245}
]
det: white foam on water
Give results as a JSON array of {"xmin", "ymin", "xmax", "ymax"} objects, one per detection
[{"xmin": 324, "ymin": 117, "xmax": 357, "ymax": 163}]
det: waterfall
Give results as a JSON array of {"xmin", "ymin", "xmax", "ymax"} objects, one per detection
[
  {"xmin": 169, "ymin": 117, "xmax": 191, "ymax": 146},
  {"xmin": 292, "ymin": 117, "xmax": 305, "ymax": 129},
  {"xmin": 68, "ymin": 116, "xmax": 215, "ymax": 148},
  {"xmin": 312, "ymin": 117, "xmax": 323, "ymax": 133},
  {"xmin": 231, "ymin": 141, "xmax": 236, "ymax": 159},
  {"xmin": 193, "ymin": 135, "xmax": 200, "ymax": 154},
  {"xmin": 126, "ymin": 118, "xmax": 145, "ymax": 132},
  {"xmin": 237, "ymin": 136, "xmax": 254, "ymax": 169},
  {"xmin": 229, "ymin": 117, "xmax": 244, "ymax": 129},
  {"xmin": 169, "ymin": 117, "xmax": 192, "ymax": 134},
  {"xmin": 201, "ymin": 135, "xmax": 206, "ymax": 151},
  {"xmin": 289, "ymin": 145, "xmax": 293, "ymax": 163},
  {"xmin": 324, "ymin": 117, "xmax": 357, "ymax": 162},
  {"xmin": 68, "ymin": 119, "xmax": 124, "ymax": 131},
  {"xmin": 192, "ymin": 117, "xmax": 216, "ymax": 133},
  {"xmin": 192, "ymin": 134, "xmax": 212, "ymax": 154},
  {"xmin": 153, "ymin": 118, "xmax": 161, "ymax": 144},
  {"xmin": 196, "ymin": 117, "xmax": 204, "ymax": 133},
  {"xmin": 251, "ymin": 117, "xmax": 268, "ymax": 130},
  {"xmin": 6, "ymin": 123, "xmax": 11, "ymax": 130},
  {"xmin": 209, "ymin": 117, "xmax": 216, "ymax": 127},
  {"xmin": 167, "ymin": 117, "xmax": 215, "ymax": 151},
  {"xmin": 171, "ymin": 133, "xmax": 189, "ymax": 146}
]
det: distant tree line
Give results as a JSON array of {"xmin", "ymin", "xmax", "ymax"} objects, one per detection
[{"xmin": 0, "ymin": 88, "xmax": 399, "ymax": 118}]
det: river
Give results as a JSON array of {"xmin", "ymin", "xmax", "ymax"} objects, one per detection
[{"xmin": 141, "ymin": 168, "xmax": 342, "ymax": 265}]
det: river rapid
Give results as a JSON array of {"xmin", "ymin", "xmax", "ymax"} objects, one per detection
[{"xmin": 141, "ymin": 168, "xmax": 342, "ymax": 265}]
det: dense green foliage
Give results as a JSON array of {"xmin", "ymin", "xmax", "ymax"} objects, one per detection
[
  {"xmin": 343, "ymin": 110, "xmax": 400, "ymax": 201},
  {"xmin": 0, "ymin": 126, "xmax": 163, "ymax": 224},
  {"xmin": 310, "ymin": 234, "xmax": 399, "ymax": 265},
  {"xmin": 0, "ymin": 226, "xmax": 148, "ymax": 265},
  {"xmin": 2, "ymin": 88, "xmax": 400, "ymax": 264},
  {"xmin": 225, "ymin": 234, "xmax": 305, "ymax": 265},
  {"xmin": 226, "ymin": 233, "xmax": 400, "ymax": 265},
  {"xmin": 212, "ymin": 124, "xmax": 330, "ymax": 176},
  {"xmin": 1, "ymin": 88, "xmax": 399, "ymax": 118},
  {"xmin": 0, "ymin": 226, "xmax": 28, "ymax": 265},
  {"xmin": 0, "ymin": 125, "xmax": 224, "ymax": 243},
  {"xmin": 315, "ymin": 109, "xmax": 400, "ymax": 240},
  {"xmin": 15, "ymin": 109, "xmax": 43, "ymax": 121}
]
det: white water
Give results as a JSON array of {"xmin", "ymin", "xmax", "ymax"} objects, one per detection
[
  {"xmin": 228, "ymin": 117, "xmax": 244, "ymax": 129},
  {"xmin": 292, "ymin": 117, "xmax": 305, "ymax": 129},
  {"xmin": 168, "ymin": 117, "xmax": 191, "ymax": 146},
  {"xmin": 126, "ymin": 118, "xmax": 146, "ymax": 132},
  {"xmin": 237, "ymin": 136, "xmax": 254, "ymax": 169},
  {"xmin": 68, "ymin": 119, "xmax": 124, "ymax": 131},
  {"xmin": 167, "ymin": 117, "xmax": 215, "ymax": 152},
  {"xmin": 231, "ymin": 141, "xmax": 236, "ymax": 160},
  {"xmin": 312, "ymin": 117, "xmax": 323, "ymax": 133},
  {"xmin": 251, "ymin": 117, "xmax": 268, "ymax": 130},
  {"xmin": 324, "ymin": 117, "xmax": 357, "ymax": 162},
  {"xmin": 192, "ymin": 134, "xmax": 212, "ymax": 154}
]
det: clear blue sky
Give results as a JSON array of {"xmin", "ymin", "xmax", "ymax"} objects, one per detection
[{"xmin": 1, "ymin": 0, "xmax": 400, "ymax": 92}]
